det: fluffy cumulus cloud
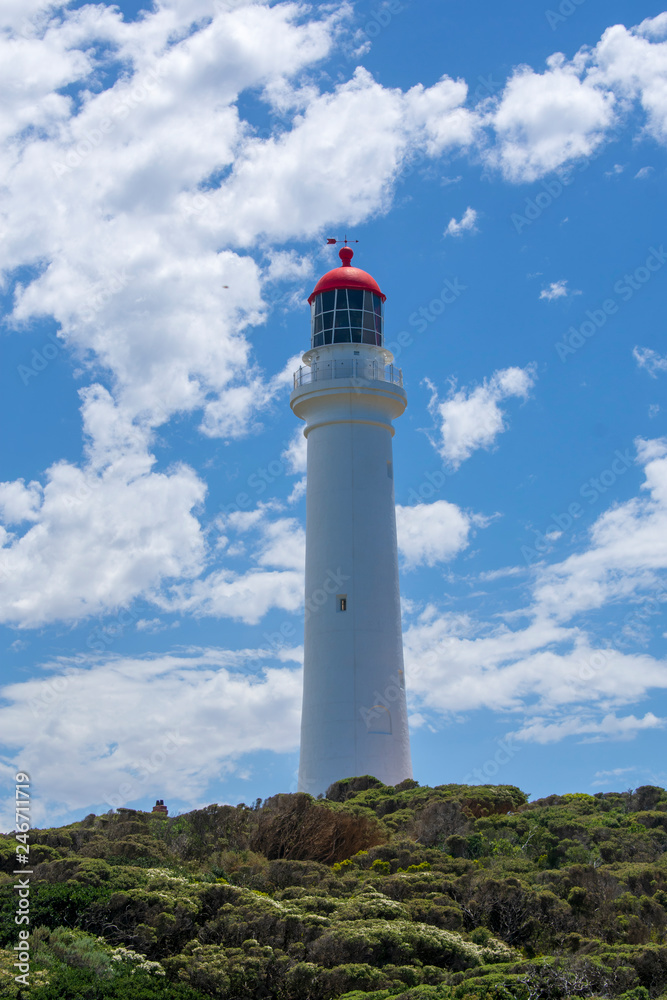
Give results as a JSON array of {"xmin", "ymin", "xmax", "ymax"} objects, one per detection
[
  {"xmin": 161, "ymin": 506, "xmax": 306, "ymax": 625},
  {"xmin": 589, "ymin": 16, "xmax": 667, "ymax": 144},
  {"xmin": 281, "ymin": 428, "xmax": 308, "ymax": 476},
  {"xmin": 0, "ymin": 387, "xmax": 206, "ymax": 628},
  {"xmin": 486, "ymin": 14, "xmax": 667, "ymax": 183},
  {"xmin": 487, "ymin": 55, "xmax": 616, "ymax": 183},
  {"xmin": 0, "ymin": 648, "xmax": 302, "ymax": 827},
  {"xmin": 396, "ymin": 500, "xmax": 487, "ymax": 569},
  {"xmin": 0, "ymin": 382, "xmax": 308, "ymax": 627},
  {"xmin": 200, "ymin": 68, "xmax": 478, "ymax": 246},
  {"xmin": 428, "ymin": 366, "xmax": 536, "ymax": 469},
  {"xmin": 404, "ymin": 438, "xmax": 667, "ymax": 744}
]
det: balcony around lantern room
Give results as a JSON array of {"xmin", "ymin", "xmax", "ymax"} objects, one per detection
[
  {"xmin": 292, "ymin": 352, "xmax": 403, "ymax": 390},
  {"xmin": 290, "ymin": 339, "xmax": 407, "ymax": 426}
]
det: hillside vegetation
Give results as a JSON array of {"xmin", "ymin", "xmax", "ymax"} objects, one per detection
[{"xmin": 1, "ymin": 778, "xmax": 667, "ymax": 999}]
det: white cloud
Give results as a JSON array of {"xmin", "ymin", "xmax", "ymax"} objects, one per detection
[
  {"xmin": 396, "ymin": 500, "xmax": 486, "ymax": 568},
  {"xmin": 636, "ymin": 13, "xmax": 667, "ymax": 39},
  {"xmin": 540, "ymin": 279, "xmax": 570, "ymax": 300},
  {"xmin": 404, "ymin": 75, "xmax": 479, "ymax": 156},
  {"xmin": 163, "ymin": 506, "xmax": 305, "ymax": 625},
  {"xmin": 531, "ymin": 437, "xmax": 667, "ymax": 623},
  {"xmin": 512, "ymin": 712, "xmax": 665, "ymax": 745},
  {"xmin": 0, "ymin": 648, "xmax": 302, "ymax": 828},
  {"xmin": 0, "ymin": 1, "xmax": 349, "ymax": 443},
  {"xmin": 485, "ymin": 17, "xmax": 667, "ymax": 183},
  {"xmin": 444, "ymin": 206, "xmax": 478, "ymax": 237},
  {"xmin": 635, "ymin": 165, "xmax": 655, "ymax": 179},
  {"xmin": 0, "ymin": 388, "xmax": 311, "ymax": 627},
  {"xmin": 203, "ymin": 68, "xmax": 477, "ymax": 247},
  {"xmin": 0, "ymin": 480, "xmax": 43, "ymax": 525},
  {"xmin": 281, "ymin": 427, "xmax": 308, "ymax": 475},
  {"xmin": 605, "ymin": 163, "xmax": 625, "ymax": 176},
  {"xmin": 172, "ymin": 567, "xmax": 304, "ymax": 624},
  {"xmin": 265, "ymin": 250, "xmax": 314, "ymax": 283},
  {"xmin": 479, "ymin": 565, "xmax": 526, "ymax": 582},
  {"xmin": 634, "ymin": 345, "xmax": 667, "ymax": 377},
  {"xmin": 591, "ymin": 765, "xmax": 641, "ymax": 786},
  {"xmin": 487, "ymin": 55, "xmax": 616, "ymax": 182},
  {"xmin": 404, "ymin": 608, "xmax": 667, "ymax": 743},
  {"xmin": 0, "ymin": 387, "xmax": 206, "ymax": 628},
  {"xmin": 428, "ymin": 366, "xmax": 536, "ymax": 469},
  {"xmin": 402, "ymin": 439, "xmax": 667, "ymax": 744},
  {"xmin": 198, "ymin": 354, "xmax": 301, "ymax": 439},
  {"xmin": 589, "ymin": 18, "xmax": 667, "ymax": 145}
]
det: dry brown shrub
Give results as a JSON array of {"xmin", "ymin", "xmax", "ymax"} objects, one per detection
[
  {"xmin": 251, "ymin": 794, "xmax": 385, "ymax": 864},
  {"xmin": 410, "ymin": 799, "xmax": 470, "ymax": 847}
]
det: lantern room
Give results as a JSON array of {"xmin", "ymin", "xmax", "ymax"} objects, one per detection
[{"xmin": 308, "ymin": 246, "xmax": 386, "ymax": 349}]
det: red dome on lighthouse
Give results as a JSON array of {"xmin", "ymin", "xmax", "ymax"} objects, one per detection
[{"xmin": 308, "ymin": 247, "xmax": 386, "ymax": 304}]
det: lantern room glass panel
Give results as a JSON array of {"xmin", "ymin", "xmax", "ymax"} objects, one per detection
[{"xmin": 311, "ymin": 290, "xmax": 384, "ymax": 348}]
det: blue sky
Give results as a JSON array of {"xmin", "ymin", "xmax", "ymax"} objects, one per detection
[{"xmin": 1, "ymin": 0, "xmax": 667, "ymax": 830}]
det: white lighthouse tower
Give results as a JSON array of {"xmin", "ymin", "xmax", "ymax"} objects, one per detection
[{"xmin": 291, "ymin": 245, "xmax": 412, "ymax": 795}]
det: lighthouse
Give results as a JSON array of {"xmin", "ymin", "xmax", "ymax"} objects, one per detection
[{"xmin": 291, "ymin": 245, "xmax": 412, "ymax": 795}]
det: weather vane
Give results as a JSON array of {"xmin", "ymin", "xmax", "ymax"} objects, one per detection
[{"xmin": 326, "ymin": 235, "xmax": 359, "ymax": 247}]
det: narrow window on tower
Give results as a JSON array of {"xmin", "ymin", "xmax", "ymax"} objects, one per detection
[{"xmin": 337, "ymin": 595, "xmax": 347, "ymax": 612}]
